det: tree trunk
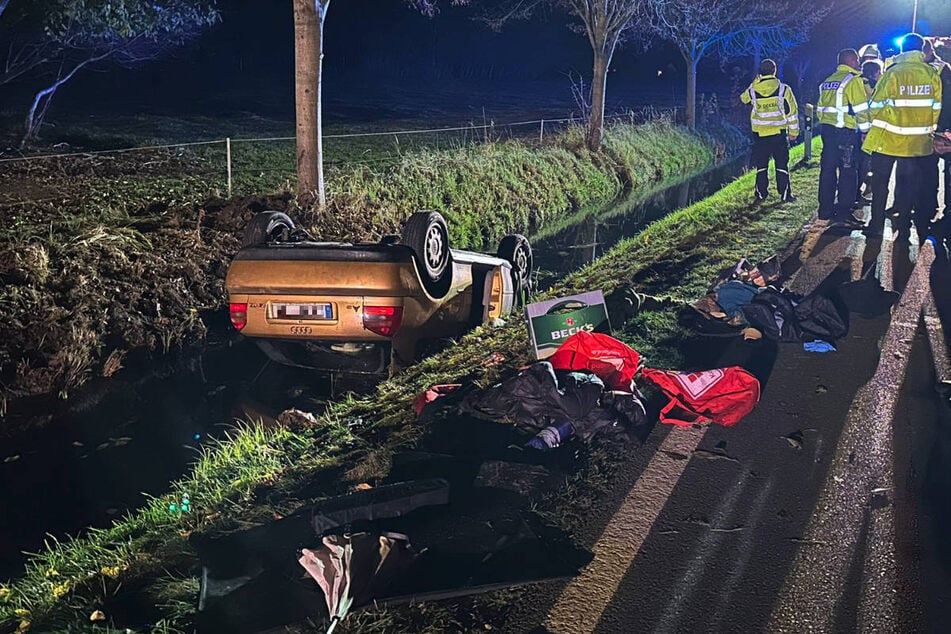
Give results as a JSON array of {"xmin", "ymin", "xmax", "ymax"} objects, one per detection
[
  {"xmin": 20, "ymin": 53, "xmax": 108, "ymax": 147},
  {"xmin": 686, "ymin": 58, "xmax": 698, "ymax": 129},
  {"xmin": 588, "ymin": 50, "xmax": 609, "ymax": 151},
  {"xmin": 293, "ymin": 0, "xmax": 328, "ymax": 207}
]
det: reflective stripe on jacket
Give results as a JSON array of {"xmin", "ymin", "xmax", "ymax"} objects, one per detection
[
  {"xmin": 863, "ymin": 50, "xmax": 942, "ymax": 157},
  {"xmin": 740, "ymin": 75, "xmax": 799, "ymax": 137},
  {"xmin": 817, "ymin": 65, "xmax": 872, "ymax": 132}
]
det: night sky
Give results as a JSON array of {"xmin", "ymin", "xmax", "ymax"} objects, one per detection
[{"xmin": 15, "ymin": 0, "xmax": 951, "ymax": 125}]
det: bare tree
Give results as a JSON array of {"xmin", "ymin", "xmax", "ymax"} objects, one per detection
[
  {"xmin": 293, "ymin": 0, "xmax": 470, "ymax": 207},
  {"xmin": 419, "ymin": 0, "xmax": 646, "ymax": 150},
  {"xmin": 647, "ymin": 0, "xmax": 825, "ymax": 129},
  {"xmin": 3, "ymin": 0, "xmax": 218, "ymax": 145},
  {"xmin": 790, "ymin": 54, "xmax": 812, "ymax": 97},
  {"xmin": 0, "ymin": 29, "xmax": 52, "ymax": 89},
  {"xmin": 294, "ymin": 0, "xmax": 330, "ymax": 206},
  {"xmin": 563, "ymin": 0, "xmax": 645, "ymax": 149},
  {"xmin": 1, "ymin": 2, "xmax": 66, "ymax": 89}
]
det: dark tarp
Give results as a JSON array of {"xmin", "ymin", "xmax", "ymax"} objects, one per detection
[
  {"xmin": 194, "ymin": 479, "xmax": 450, "ymax": 606},
  {"xmin": 742, "ymin": 288, "xmax": 802, "ymax": 342},
  {"xmin": 299, "ymin": 532, "xmax": 418, "ymax": 631},
  {"xmin": 194, "ymin": 484, "xmax": 591, "ymax": 634},
  {"xmin": 458, "ymin": 363, "xmax": 591, "ymax": 433},
  {"xmin": 459, "ymin": 362, "xmax": 647, "ymax": 442},
  {"xmin": 742, "ymin": 288, "xmax": 847, "ymax": 343},
  {"xmin": 838, "ymin": 277, "xmax": 900, "ymax": 317},
  {"xmin": 794, "ymin": 293, "xmax": 849, "ymax": 340}
]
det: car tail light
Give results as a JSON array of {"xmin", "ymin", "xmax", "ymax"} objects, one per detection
[
  {"xmin": 229, "ymin": 303, "xmax": 248, "ymax": 331},
  {"xmin": 362, "ymin": 305, "xmax": 403, "ymax": 337}
]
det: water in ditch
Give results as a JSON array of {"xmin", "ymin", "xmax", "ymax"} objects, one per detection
[
  {"xmin": 0, "ymin": 155, "xmax": 750, "ymax": 579},
  {"xmin": 531, "ymin": 155, "xmax": 747, "ymax": 289}
]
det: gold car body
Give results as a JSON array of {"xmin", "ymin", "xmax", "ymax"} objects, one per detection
[{"xmin": 226, "ymin": 244, "xmax": 514, "ymax": 372}]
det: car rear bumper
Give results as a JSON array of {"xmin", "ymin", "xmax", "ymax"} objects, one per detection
[{"xmin": 253, "ymin": 339, "xmax": 390, "ymax": 374}]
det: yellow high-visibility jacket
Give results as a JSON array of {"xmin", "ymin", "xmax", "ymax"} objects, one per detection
[
  {"xmin": 863, "ymin": 50, "xmax": 942, "ymax": 157},
  {"xmin": 817, "ymin": 65, "xmax": 872, "ymax": 132},
  {"xmin": 740, "ymin": 75, "xmax": 799, "ymax": 137}
]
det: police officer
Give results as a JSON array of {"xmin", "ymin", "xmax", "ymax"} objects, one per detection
[
  {"xmin": 856, "ymin": 59, "xmax": 884, "ymax": 205},
  {"xmin": 862, "ymin": 59, "xmax": 884, "ymax": 90},
  {"xmin": 916, "ymin": 39, "xmax": 950, "ymax": 236},
  {"xmin": 740, "ymin": 59, "xmax": 799, "ymax": 202},
  {"xmin": 817, "ymin": 48, "xmax": 871, "ymax": 227},
  {"xmin": 863, "ymin": 33, "xmax": 942, "ymax": 239},
  {"xmin": 859, "ymin": 43, "xmax": 881, "ymax": 65},
  {"xmin": 926, "ymin": 40, "xmax": 951, "ymax": 241}
]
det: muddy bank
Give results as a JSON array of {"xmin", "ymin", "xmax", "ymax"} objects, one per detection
[
  {"xmin": 0, "ymin": 136, "xmax": 819, "ymax": 632},
  {"xmin": 0, "ymin": 164, "xmax": 292, "ymax": 417},
  {"xmin": 0, "ymin": 154, "xmax": 751, "ymax": 583},
  {"xmin": 0, "ymin": 122, "xmax": 737, "ymax": 423}
]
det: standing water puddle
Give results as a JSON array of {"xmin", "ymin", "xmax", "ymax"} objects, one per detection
[{"xmin": 0, "ymin": 155, "xmax": 750, "ymax": 579}]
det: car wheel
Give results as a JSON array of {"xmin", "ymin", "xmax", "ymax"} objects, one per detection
[
  {"xmin": 242, "ymin": 211, "xmax": 296, "ymax": 248},
  {"xmin": 402, "ymin": 211, "xmax": 453, "ymax": 297},
  {"xmin": 498, "ymin": 233, "xmax": 533, "ymax": 305}
]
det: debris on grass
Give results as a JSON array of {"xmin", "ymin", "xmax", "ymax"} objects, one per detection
[
  {"xmin": 0, "ymin": 121, "xmax": 728, "ymax": 425},
  {"xmin": 1, "ymin": 128, "xmax": 774, "ymax": 633}
]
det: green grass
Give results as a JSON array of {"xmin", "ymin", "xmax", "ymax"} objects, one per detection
[
  {"xmin": 305, "ymin": 118, "xmax": 729, "ymax": 252},
  {"xmin": 0, "ymin": 141, "xmax": 820, "ymax": 632},
  {"xmin": 0, "ymin": 118, "xmax": 727, "ymax": 405}
]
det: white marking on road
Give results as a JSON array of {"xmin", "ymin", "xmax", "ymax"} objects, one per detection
[
  {"xmin": 543, "ymin": 424, "xmax": 706, "ymax": 634},
  {"xmin": 770, "ymin": 241, "xmax": 936, "ymax": 632}
]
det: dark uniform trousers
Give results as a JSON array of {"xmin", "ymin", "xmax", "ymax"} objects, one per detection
[
  {"xmin": 751, "ymin": 132, "xmax": 791, "ymax": 200},
  {"xmin": 818, "ymin": 126, "xmax": 859, "ymax": 220},
  {"xmin": 868, "ymin": 152, "xmax": 935, "ymax": 238},
  {"xmin": 855, "ymin": 145, "xmax": 872, "ymax": 201},
  {"xmin": 916, "ymin": 153, "xmax": 940, "ymax": 231}
]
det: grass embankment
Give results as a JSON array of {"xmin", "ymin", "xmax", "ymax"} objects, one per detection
[
  {"xmin": 0, "ymin": 142, "xmax": 819, "ymax": 633},
  {"xmin": 0, "ymin": 119, "xmax": 730, "ymax": 411}
]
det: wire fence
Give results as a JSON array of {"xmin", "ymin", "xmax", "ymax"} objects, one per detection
[{"xmin": 0, "ymin": 107, "xmax": 682, "ymax": 207}]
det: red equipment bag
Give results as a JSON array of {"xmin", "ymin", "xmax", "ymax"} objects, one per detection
[
  {"xmin": 548, "ymin": 331, "xmax": 640, "ymax": 391},
  {"xmin": 640, "ymin": 367, "xmax": 761, "ymax": 427}
]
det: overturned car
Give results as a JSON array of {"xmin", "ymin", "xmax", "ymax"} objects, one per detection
[{"xmin": 225, "ymin": 210, "xmax": 533, "ymax": 374}]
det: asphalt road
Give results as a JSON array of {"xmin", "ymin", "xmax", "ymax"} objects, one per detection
[{"xmin": 514, "ymin": 210, "xmax": 951, "ymax": 633}]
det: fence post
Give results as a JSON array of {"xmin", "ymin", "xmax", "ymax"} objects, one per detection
[
  {"xmin": 539, "ymin": 119, "xmax": 544, "ymax": 143},
  {"xmin": 803, "ymin": 104, "xmax": 814, "ymax": 162},
  {"xmin": 225, "ymin": 137, "xmax": 233, "ymax": 197}
]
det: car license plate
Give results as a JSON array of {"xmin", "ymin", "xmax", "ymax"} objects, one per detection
[{"xmin": 271, "ymin": 302, "xmax": 333, "ymax": 321}]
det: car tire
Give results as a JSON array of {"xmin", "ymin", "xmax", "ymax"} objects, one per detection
[
  {"xmin": 498, "ymin": 233, "xmax": 533, "ymax": 305},
  {"xmin": 402, "ymin": 211, "xmax": 453, "ymax": 297},
  {"xmin": 242, "ymin": 211, "xmax": 296, "ymax": 248}
]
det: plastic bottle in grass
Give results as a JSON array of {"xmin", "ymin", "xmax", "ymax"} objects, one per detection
[{"xmin": 526, "ymin": 421, "xmax": 575, "ymax": 451}]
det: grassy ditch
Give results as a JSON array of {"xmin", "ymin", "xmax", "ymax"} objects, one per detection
[
  {"xmin": 0, "ymin": 142, "xmax": 820, "ymax": 632},
  {"xmin": 0, "ymin": 119, "xmax": 736, "ymax": 413}
]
